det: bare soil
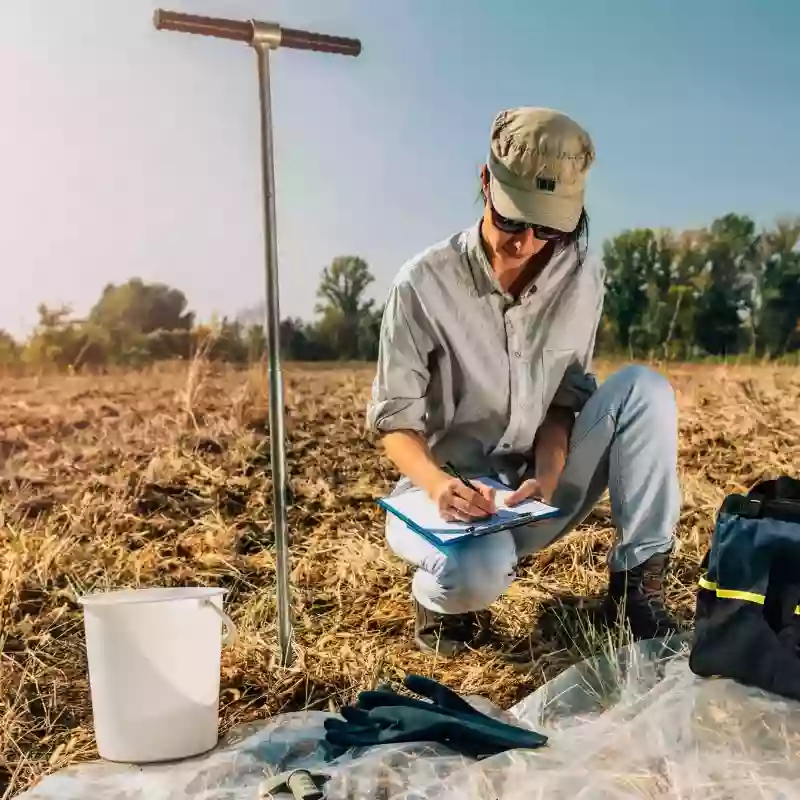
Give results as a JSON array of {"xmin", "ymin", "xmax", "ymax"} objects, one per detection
[{"xmin": 1, "ymin": 360, "xmax": 798, "ymax": 797}]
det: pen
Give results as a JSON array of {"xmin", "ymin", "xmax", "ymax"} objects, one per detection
[{"xmin": 444, "ymin": 461, "xmax": 478, "ymax": 492}]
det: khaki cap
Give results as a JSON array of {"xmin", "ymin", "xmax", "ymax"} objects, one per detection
[{"xmin": 487, "ymin": 107, "xmax": 595, "ymax": 232}]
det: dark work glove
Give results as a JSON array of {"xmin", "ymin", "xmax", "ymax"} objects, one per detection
[
  {"xmin": 353, "ymin": 675, "xmax": 511, "ymax": 720},
  {"xmin": 323, "ymin": 674, "xmax": 547, "ymax": 760}
]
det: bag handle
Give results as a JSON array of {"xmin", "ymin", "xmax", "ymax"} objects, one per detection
[
  {"xmin": 748, "ymin": 476, "xmax": 800, "ymax": 502},
  {"xmin": 723, "ymin": 495, "xmax": 800, "ymax": 523},
  {"xmin": 721, "ymin": 476, "xmax": 800, "ymax": 523}
]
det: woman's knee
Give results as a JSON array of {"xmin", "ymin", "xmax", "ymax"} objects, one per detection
[
  {"xmin": 609, "ymin": 364, "xmax": 676, "ymax": 413},
  {"xmin": 412, "ymin": 533, "xmax": 518, "ymax": 614}
]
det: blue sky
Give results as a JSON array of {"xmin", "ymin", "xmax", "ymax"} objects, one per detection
[{"xmin": 1, "ymin": 0, "xmax": 798, "ymax": 335}]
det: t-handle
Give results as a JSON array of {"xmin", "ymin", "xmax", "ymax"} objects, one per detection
[{"xmin": 153, "ymin": 9, "xmax": 362, "ymax": 56}]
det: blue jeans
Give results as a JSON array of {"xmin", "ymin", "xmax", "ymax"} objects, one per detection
[{"xmin": 386, "ymin": 366, "xmax": 682, "ymax": 614}]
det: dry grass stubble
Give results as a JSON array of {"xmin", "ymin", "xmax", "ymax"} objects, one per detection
[{"xmin": 1, "ymin": 360, "xmax": 799, "ymax": 796}]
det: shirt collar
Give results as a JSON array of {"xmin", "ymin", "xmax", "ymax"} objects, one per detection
[
  {"xmin": 464, "ymin": 221, "xmax": 507, "ymax": 299},
  {"xmin": 463, "ymin": 220, "xmax": 552, "ymax": 303}
]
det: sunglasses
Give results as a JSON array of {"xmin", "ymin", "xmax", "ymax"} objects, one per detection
[{"xmin": 489, "ymin": 203, "xmax": 567, "ymax": 240}]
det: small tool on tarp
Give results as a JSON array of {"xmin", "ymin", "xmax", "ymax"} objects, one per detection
[
  {"xmin": 323, "ymin": 674, "xmax": 548, "ymax": 760},
  {"xmin": 260, "ymin": 769, "xmax": 328, "ymax": 799}
]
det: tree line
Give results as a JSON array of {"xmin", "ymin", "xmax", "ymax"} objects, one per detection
[
  {"xmin": 599, "ymin": 213, "xmax": 800, "ymax": 359},
  {"xmin": 0, "ymin": 257, "xmax": 382, "ymax": 371},
  {"xmin": 0, "ymin": 212, "xmax": 797, "ymax": 372}
]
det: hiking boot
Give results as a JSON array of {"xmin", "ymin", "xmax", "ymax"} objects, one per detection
[
  {"xmin": 602, "ymin": 549, "xmax": 682, "ymax": 641},
  {"xmin": 413, "ymin": 599, "xmax": 492, "ymax": 657}
]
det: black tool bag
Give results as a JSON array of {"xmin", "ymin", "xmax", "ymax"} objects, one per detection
[{"xmin": 689, "ymin": 476, "xmax": 800, "ymax": 700}]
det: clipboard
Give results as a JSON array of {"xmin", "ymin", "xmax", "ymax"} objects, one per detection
[{"xmin": 377, "ymin": 477, "xmax": 561, "ymax": 550}]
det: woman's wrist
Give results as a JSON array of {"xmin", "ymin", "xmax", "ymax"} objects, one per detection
[{"xmin": 381, "ymin": 430, "xmax": 448, "ymax": 497}]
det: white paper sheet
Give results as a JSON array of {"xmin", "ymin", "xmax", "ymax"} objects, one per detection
[{"xmin": 380, "ymin": 481, "xmax": 559, "ymax": 544}]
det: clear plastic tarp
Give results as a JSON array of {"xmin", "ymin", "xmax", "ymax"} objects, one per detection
[{"xmin": 17, "ymin": 636, "xmax": 800, "ymax": 799}]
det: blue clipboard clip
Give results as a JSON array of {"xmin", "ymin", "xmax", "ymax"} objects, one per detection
[{"xmin": 463, "ymin": 511, "xmax": 536, "ymax": 534}]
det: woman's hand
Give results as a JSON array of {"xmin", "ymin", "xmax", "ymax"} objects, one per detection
[
  {"xmin": 429, "ymin": 475, "xmax": 497, "ymax": 522},
  {"xmin": 504, "ymin": 474, "xmax": 559, "ymax": 506}
]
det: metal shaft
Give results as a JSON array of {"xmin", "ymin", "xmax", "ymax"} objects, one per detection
[
  {"xmin": 255, "ymin": 43, "xmax": 294, "ymax": 668},
  {"xmin": 154, "ymin": 8, "xmax": 361, "ymax": 672}
]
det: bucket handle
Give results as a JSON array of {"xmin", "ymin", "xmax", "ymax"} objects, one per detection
[{"xmin": 201, "ymin": 599, "xmax": 239, "ymax": 647}]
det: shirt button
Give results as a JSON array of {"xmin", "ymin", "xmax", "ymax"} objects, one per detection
[
  {"xmin": 502, "ymin": 443, "xmax": 510, "ymax": 449},
  {"xmin": 514, "ymin": 351, "xmax": 522, "ymax": 358}
]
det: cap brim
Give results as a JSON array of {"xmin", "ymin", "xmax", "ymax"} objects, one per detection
[{"xmin": 489, "ymin": 174, "xmax": 581, "ymax": 233}]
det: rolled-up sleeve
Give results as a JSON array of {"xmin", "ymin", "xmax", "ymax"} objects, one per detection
[
  {"xmin": 366, "ymin": 280, "xmax": 434, "ymax": 434},
  {"xmin": 550, "ymin": 280, "xmax": 604, "ymax": 414}
]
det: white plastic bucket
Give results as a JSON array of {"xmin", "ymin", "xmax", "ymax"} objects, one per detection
[{"xmin": 78, "ymin": 586, "xmax": 238, "ymax": 763}]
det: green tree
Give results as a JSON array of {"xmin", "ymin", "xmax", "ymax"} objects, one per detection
[
  {"xmin": 753, "ymin": 216, "xmax": 800, "ymax": 355},
  {"xmin": 694, "ymin": 213, "xmax": 760, "ymax": 356},
  {"xmin": 314, "ymin": 256, "xmax": 375, "ymax": 360},
  {"xmin": 601, "ymin": 228, "xmax": 675, "ymax": 354},
  {"xmin": 86, "ymin": 278, "xmax": 195, "ymax": 363},
  {"xmin": 661, "ymin": 230, "xmax": 713, "ymax": 359},
  {"xmin": 89, "ymin": 278, "xmax": 194, "ymax": 335}
]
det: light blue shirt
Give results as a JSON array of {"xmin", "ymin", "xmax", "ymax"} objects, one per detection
[{"xmin": 366, "ymin": 221, "xmax": 604, "ymax": 481}]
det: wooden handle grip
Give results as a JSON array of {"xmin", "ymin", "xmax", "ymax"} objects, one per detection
[
  {"xmin": 280, "ymin": 26, "xmax": 361, "ymax": 56},
  {"xmin": 153, "ymin": 10, "xmax": 252, "ymax": 42},
  {"xmin": 153, "ymin": 10, "xmax": 362, "ymax": 56}
]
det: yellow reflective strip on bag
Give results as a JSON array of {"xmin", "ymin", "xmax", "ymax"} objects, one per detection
[
  {"xmin": 698, "ymin": 574, "xmax": 800, "ymax": 614},
  {"xmin": 698, "ymin": 576, "xmax": 718, "ymax": 592},
  {"xmin": 698, "ymin": 575, "xmax": 765, "ymax": 604}
]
